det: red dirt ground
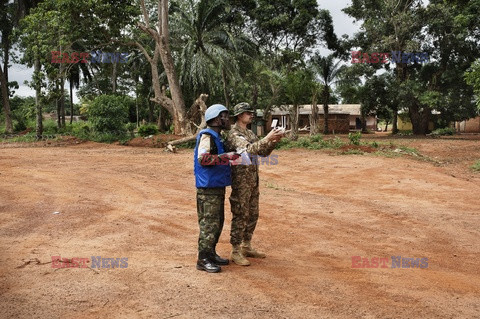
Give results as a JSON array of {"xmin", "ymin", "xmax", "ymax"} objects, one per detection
[{"xmin": 0, "ymin": 134, "xmax": 479, "ymax": 318}]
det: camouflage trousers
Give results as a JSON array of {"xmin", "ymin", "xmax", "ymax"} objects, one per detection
[
  {"xmin": 229, "ymin": 183, "xmax": 260, "ymax": 246},
  {"xmin": 196, "ymin": 187, "xmax": 225, "ymax": 258}
]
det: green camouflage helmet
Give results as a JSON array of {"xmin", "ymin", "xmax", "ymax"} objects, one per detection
[{"xmin": 233, "ymin": 102, "xmax": 254, "ymax": 116}]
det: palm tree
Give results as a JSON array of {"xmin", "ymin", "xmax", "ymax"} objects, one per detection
[
  {"xmin": 310, "ymin": 53, "xmax": 344, "ymax": 134},
  {"xmin": 171, "ymin": 0, "xmax": 255, "ymax": 107}
]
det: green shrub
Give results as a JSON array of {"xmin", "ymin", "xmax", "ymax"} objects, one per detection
[
  {"xmin": 138, "ymin": 123, "xmax": 159, "ymax": 137},
  {"xmin": 87, "ymin": 95, "xmax": 130, "ymax": 134},
  {"xmin": 310, "ymin": 134, "xmax": 323, "ymax": 142},
  {"xmin": 126, "ymin": 122, "xmax": 137, "ymax": 137},
  {"xmin": 13, "ymin": 120, "xmax": 27, "ymax": 132},
  {"xmin": 348, "ymin": 131, "xmax": 361, "ymax": 145},
  {"xmin": 471, "ymin": 160, "xmax": 480, "ymax": 172},
  {"xmin": 275, "ymin": 137, "xmax": 294, "ymax": 149},
  {"xmin": 295, "ymin": 137, "xmax": 312, "ymax": 148},
  {"xmin": 43, "ymin": 120, "xmax": 59, "ymax": 135},
  {"xmin": 70, "ymin": 122, "xmax": 92, "ymax": 139},
  {"xmin": 431, "ymin": 127, "xmax": 455, "ymax": 136}
]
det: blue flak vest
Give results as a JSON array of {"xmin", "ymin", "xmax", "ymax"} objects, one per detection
[{"xmin": 194, "ymin": 128, "xmax": 232, "ymax": 188}]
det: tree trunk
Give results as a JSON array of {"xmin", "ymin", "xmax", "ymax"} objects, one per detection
[
  {"xmin": 157, "ymin": 105, "xmax": 167, "ymax": 132},
  {"xmin": 309, "ymin": 89, "xmax": 318, "ymax": 136},
  {"xmin": 289, "ymin": 104, "xmax": 299, "ymax": 141},
  {"xmin": 392, "ymin": 107, "xmax": 398, "ymax": 134},
  {"xmin": 147, "ymin": 91, "xmax": 154, "ymax": 122},
  {"xmin": 361, "ymin": 115, "xmax": 367, "ymax": 133},
  {"xmin": 0, "ymin": 63, "xmax": 13, "ymax": 133},
  {"xmin": 384, "ymin": 120, "xmax": 389, "ymax": 132},
  {"xmin": 112, "ymin": 62, "xmax": 117, "ymax": 93},
  {"xmin": 323, "ymin": 86, "xmax": 329, "ymax": 134},
  {"xmin": 1, "ymin": 30, "xmax": 13, "ymax": 134},
  {"xmin": 409, "ymin": 103, "xmax": 431, "ymax": 135},
  {"xmin": 361, "ymin": 106, "xmax": 368, "ymax": 133},
  {"xmin": 137, "ymin": 0, "xmax": 188, "ymax": 135},
  {"xmin": 221, "ymin": 68, "xmax": 230, "ymax": 108},
  {"xmin": 60, "ymin": 76, "xmax": 65, "ymax": 127},
  {"xmin": 34, "ymin": 57, "xmax": 43, "ymax": 138},
  {"xmin": 157, "ymin": 0, "xmax": 187, "ymax": 135},
  {"xmin": 69, "ymin": 78, "xmax": 74, "ymax": 124},
  {"xmin": 56, "ymin": 81, "xmax": 61, "ymax": 128}
]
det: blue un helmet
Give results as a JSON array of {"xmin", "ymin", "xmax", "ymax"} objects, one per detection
[{"xmin": 205, "ymin": 104, "xmax": 228, "ymax": 122}]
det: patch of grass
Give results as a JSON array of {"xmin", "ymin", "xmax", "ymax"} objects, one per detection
[
  {"xmin": 471, "ymin": 160, "xmax": 480, "ymax": 172},
  {"xmin": 373, "ymin": 150, "xmax": 402, "ymax": 158},
  {"xmin": 176, "ymin": 140, "xmax": 196, "ymax": 149},
  {"xmin": 397, "ymin": 130, "xmax": 413, "ymax": 136},
  {"xmin": 275, "ymin": 135, "xmax": 347, "ymax": 151},
  {"xmin": 398, "ymin": 145, "xmax": 420, "ymax": 156},
  {"xmin": 310, "ymin": 134, "xmax": 323, "ymax": 143},
  {"xmin": 340, "ymin": 149, "xmax": 365, "ymax": 155},
  {"xmin": 430, "ymin": 127, "xmax": 455, "ymax": 136},
  {"xmin": 265, "ymin": 181, "xmax": 280, "ymax": 190},
  {"xmin": 275, "ymin": 137, "xmax": 295, "ymax": 149}
]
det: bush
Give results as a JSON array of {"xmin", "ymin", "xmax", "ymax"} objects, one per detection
[
  {"xmin": 295, "ymin": 137, "xmax": 312, "ymax": 148},
  {"xmin": 87, "ymin": 95, "xmax": 130, "ymax": 134},
  {"xmin": 275, "ymin": 137, "xmax": 294, "ymax": 149},
  {"xmin": 348, "ymin": 131, "xmax": 361, "ymax": 145},
  {"xmin": 310, "ymin": 134, "xmax": 323, "ymax": 142},
  {"xmin": 43, "ymin": 120, "xmax": 59, "ymax": 135},
  {"xmin": 471, "ymin": 160, "xmax": 480, "ymax": 172},
  {"xmin": 126, "ymin": 122, "xmax": 137, "ymax": 136},
  {"xmin": 431, "ymin": 127, "xmax": 455, "ymax": 136},
  {"xmin": 13, "ymin": 120, "xmax": 27, "ymax": 132},
  {"xmin": 70, "ymin": 122, "xmax": 91, "ymax": 139},
  {"xmin": 138, "ymin": 123, "xmax": 158, "ymax": 137}
]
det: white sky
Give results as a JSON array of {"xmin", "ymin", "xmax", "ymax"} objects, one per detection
[{"xmin": 8, "ymin": 0, "xmax": 358, "ymax": 103}]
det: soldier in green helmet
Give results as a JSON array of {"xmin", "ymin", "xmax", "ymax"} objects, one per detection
[{"xmin": 225, "ymin": 102, "xmax": 285, "ymax": 266}]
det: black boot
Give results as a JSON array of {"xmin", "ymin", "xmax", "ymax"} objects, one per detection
[
  {"xmin": 196, "ymin": 252, "xmax": 221, "ymax": 273},
  {"xmin": 211, "ymin": 251, "xmax": 229, "ymax": 265}
]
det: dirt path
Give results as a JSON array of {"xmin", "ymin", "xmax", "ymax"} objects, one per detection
[{"xmin": 0, "ymin": 137, "xmax": 479, "ymax": 318}]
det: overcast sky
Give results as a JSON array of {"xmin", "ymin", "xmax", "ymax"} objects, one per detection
[{"xmin": 9, "ymin": 0, "xmax": 358, "ymax": 103}]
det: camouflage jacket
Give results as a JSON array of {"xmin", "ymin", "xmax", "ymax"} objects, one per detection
[{"xmin": 224, "ymin": 124, "xmax": 276, "ymax": 188}]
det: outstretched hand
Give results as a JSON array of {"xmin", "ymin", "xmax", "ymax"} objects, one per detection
[{"xmin": 266, "ymin": 127, "xmax": 285, "ymax": 142}]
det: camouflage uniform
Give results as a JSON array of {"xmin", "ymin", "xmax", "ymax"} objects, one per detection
[
  {"xmin": 196, "ymin": 187, "xmax": 225, "ymax": 255},
  {"xmin": 225, "ymin": 123, "xmax": 276, "ymax": 246},
  {"xmin": 195, "ymin": 131, "xmax": 229, "ymax": 259}
]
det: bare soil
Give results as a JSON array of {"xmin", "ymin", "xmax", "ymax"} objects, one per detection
[{"xmin": 1, "ymin": 134, "xmax": 479, "ymax": 318}]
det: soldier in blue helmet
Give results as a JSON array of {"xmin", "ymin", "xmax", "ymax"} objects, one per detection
[{"xmin": 193, "ymin": 104, "xmax": 240, "ymax": 273}]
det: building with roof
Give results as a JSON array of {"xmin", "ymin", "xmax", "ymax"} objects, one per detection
[{"xmin": 266, "ymin": 104, "xmax": 376, "ymax": 134}]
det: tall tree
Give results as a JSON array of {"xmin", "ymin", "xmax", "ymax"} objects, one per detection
[
  {"xmin": 283, "ymin": 68, "xmax": 314, "ymax": 140},
  {"xmin": 344, "ymin": 0, "xmax": 480, "ymax": 134},
  {"xmin": 310, "ymin": 53, "xmax": 344, "ymax": 134},
  {"xmin": 137, "ymin": 0, "xmax": 188, "ymax": 135},
  {"xmin": 171, "ymin": 0, "xmax": 256, "ymax": 109},
  {"xmin": 0, "ymin": 0, "xmax": 40, "ymax": 133},
  {"xmin": 18, "ymin": 0, "xmax": 137, "ymax": 136}
]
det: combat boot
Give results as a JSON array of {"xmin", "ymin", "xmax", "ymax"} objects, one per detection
[
  {"xmin": 241, "ymin": 241, "xmax": 266, "ymax": 258},
  {"xmin": 196, "ymin": 251, "xmax": 221, "ymax": 273},
  {"xmin": 211, "ymin": 250, "xmax": 229, "ymax": 265},
  {"xmin": 230, "ymin": 245, "xmax": 250, "ymax": 266}
]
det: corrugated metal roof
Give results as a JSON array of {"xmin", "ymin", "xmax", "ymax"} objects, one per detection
[{"xmin": 270, "ymin": 104, "xmax": 362, "ymax": 116}]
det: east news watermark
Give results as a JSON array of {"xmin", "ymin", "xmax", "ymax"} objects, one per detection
[
  {"xmin": 51, "ymin": 256, "xmax": 129, "ymax": 268},
  {"xmin": 351, "ymin": 51, "xmax": 430, "ymax": 64},
  {"xmin": 351, "ymin": 256, "xmax": 429, "ymax": 269},
  {"xmin": 50, "ymin": 51, "xmax": 130, "ymax": 64},
  {"xmin": 201, "ymin": 153, "xmax": 279, "ymax": 166}
]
